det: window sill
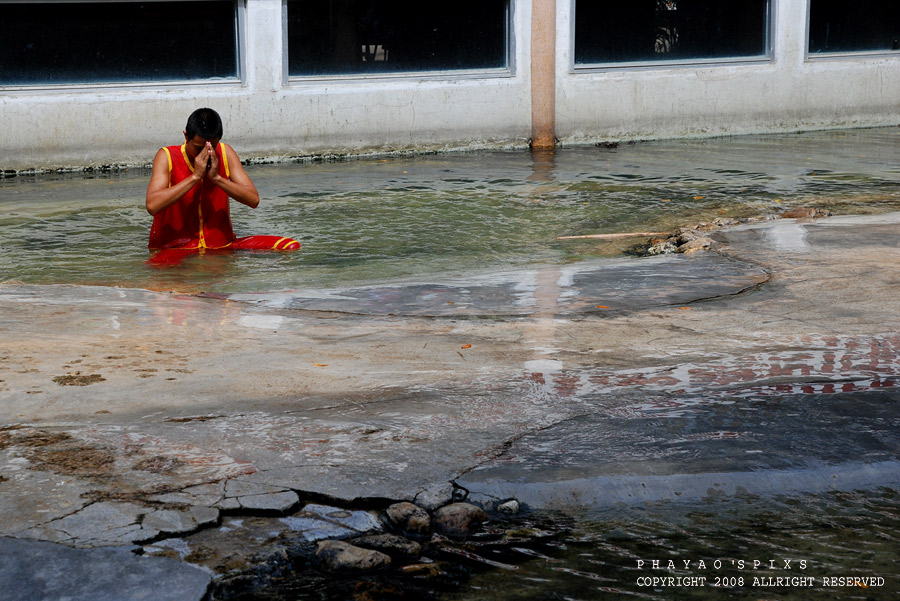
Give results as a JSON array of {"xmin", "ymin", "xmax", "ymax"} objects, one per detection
[
  {"xmin": 805, "ymin": 50, "xmax": 900, "ymax": 62},
  {"xmin": 571, "ymin": 56, "xmax": 773, "ymax": 74},
  {"xmin": 285, "ymin": 67, "xmax": 515, "ymax": 85},
  {"xmin": 0, "ymin": 78, "xmax": 243, "ymax": 93}
]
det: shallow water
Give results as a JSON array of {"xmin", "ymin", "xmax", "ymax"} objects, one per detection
[
  {"xmin": 226, "ymin": 489, "xmax": 900, "ymax": 601},
  {"xmin": 2, "ymin": 128, "xmax": 899, "ymax": 294},
  {"xmin": 450, "ymin": 489, "xmax": 900, "ymax": 601}
]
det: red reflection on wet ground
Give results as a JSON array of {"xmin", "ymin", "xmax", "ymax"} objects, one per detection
[{"xmin": 526, "ymin": 333, "xmax": 900, "ymax": 401}]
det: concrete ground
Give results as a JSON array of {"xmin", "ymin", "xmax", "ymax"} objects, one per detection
[{"xmin": 1, "ymin": 212, "xmax": 899, "ymax": 600}]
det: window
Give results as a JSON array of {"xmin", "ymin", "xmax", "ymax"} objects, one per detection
[
  {"xmin": 0, "ymin": 0, "xmax": 239, "ymax": 86},
  {"xmin": 809, "ymin": 0, "xmax": 900, "ymax": 54},
  {"xmin": 574, "ymin": 0, "xmax": 771, "ymax": 67},
  {"xmin": 286, "ymin": 0, "xmax": 510, "ymax": 77}
]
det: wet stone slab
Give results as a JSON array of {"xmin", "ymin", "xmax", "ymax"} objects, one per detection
[
  {"xmin": 17, "ymin": 502, "xmax": 159, "ymax": 547},
  {"xmin": 143, "ymin": 506, "xmax": 220, "ymax": 535},
  {"xmin": 0, "ymin": 536, "xmax": 211, "ymax": 601},
  {"xmin": 458, "ymin": 389, "xmax": 900, "ymax": 511},
  {"xmin": 226, "ymin": 253, "xmax": 769, "ymax": 317},
  {"xmin": 280, "ymin": 504, "xmax": 383, "ymax": 542}
]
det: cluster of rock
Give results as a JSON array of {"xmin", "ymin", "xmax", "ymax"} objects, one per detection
[
  {"xmin": 633, "ymin": 207, "xmax": 833, "ymax": 256},
  {"xmin": 315, "ymin": 501, "xmax": 489, "ymax": 573},
  {"xmin": 635, "ymin": 217, "xmax": 739, "ymax": 256},
  {"xmin": 778, "ymin": 207, "xmax": 832, "ymax": 219}
]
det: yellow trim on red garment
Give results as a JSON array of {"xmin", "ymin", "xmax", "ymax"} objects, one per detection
[
  {"xmin": 180, "ymin": 142, "xmax": 193, "ymax": 172},
  {"xmin": 220, "ymin": 143, "xmax": 230, "ymax": 179},
  {"xmin": 198, "ymin": 203, "xmax": 206, "ymax": 248},
  {"xmin": 163, "ymin": 147, "xmax": 173, "ymax": 175}
]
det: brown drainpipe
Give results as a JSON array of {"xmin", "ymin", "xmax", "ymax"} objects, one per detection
[{"xmin": 531, "ymin": 0, "xmax": 557, "ymax": 149}]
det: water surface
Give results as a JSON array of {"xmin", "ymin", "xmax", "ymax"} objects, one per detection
[
  {"xmin": 2, "ymin": 128, "xmax": 898, "ymax": 293},
  {"xmin": 450, "ymin": 489, "xmax": 900, "ymax": 600}
]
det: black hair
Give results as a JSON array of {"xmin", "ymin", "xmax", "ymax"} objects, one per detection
[{"xmin": 185, "ymin": 108, "xmax": 224, "ymax": 140}]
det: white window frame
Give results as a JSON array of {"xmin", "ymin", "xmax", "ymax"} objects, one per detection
[
  {"xmin": 282, "ymin": 0, "xmax": 516, "ymax": 84},
  {"xmin": 804, "ymin": 0, "xmax": 900, "ymax": 61},
  {"xmin": 0, "ymin": 0, "xmax": 246, "ymax": 91},
  {"xmin": 570, "ymin": 0, "xmax": 775, "ymax": 73}
]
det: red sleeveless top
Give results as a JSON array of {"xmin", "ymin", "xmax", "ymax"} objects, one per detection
[{"xmin": 148, "ymin": 143, "xmax": 236, "ymax": 249}]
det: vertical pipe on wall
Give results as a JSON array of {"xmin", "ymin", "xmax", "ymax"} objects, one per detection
[{"xmin": 530, "ymin": 0, "xmax": 557, "ymax": 149}]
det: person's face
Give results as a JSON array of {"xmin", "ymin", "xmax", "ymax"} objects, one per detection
[{"xmin": 183, "ymin": 133, "xmax": 220, "ymax": 161}]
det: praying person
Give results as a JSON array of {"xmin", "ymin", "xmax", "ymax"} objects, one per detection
[{"xmin": 145, "ymin": 108, "xmax": 299, "ymax": 261}]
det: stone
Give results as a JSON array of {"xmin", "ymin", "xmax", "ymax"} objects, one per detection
[
  {"xmin": 48, "ymin": 502, "xmax": 160, "ymax": 546},
  {"xmin": 645, "ymin": 240, "xmax": 677, "ymax": 255},
  {"xmin": 675, "ymin": 230, "xmax": 699, "ymax": 244},
  {"xmin": 351, "ymin": 533, "xmax": 422, "ymax": 558},
  {"xmin": 678, "ymin": 236, "xmax": 712, "ymax": 254},
  {"xmin": 140, "ymin": 506, "xmax": 217, "ymax": 536},
  {"xmin": 781, "ymin": 207, "xmax": 832, "ymax": 219},
  {"xmin": 315, "ymin": 540, "xmax": 391, "ymax": 573},
  {"xmin": 142, "ymin": 537, "xmax": 192, "ymax": 561},
  {"xmin": 399, "ymin": 562, "xmax": 447, "ymax": 577},
  {"xmin": 497, "ymin": 499, "xmax": 520, "ymax": 514},
  {"xmin": 300, "ymin": 504, "xmax": 382, "ymax": 533},
  {"xmin": 385, "ymin": 502, "xmax": 431, "ymax": 536},
  {"xmin": 214, "ymin": 497, "xmax": 242, "ymax": 511},
  {"xmin": 433, "ymin": 503, "xmax": 487, "ymax": 538},
  {"xmin": 0, "ymin": 536, "xmax": 211, "ymax": 601},
  {"xmin": 224, "ymin": 479, "xmax": 289, "ymax": 497},
  {"xmin": 280, "ymin": 516, "xmax": 356, "ymax": 542},
  {"xmin": 414, "ymin": 482, "xmax": 455, "ymax": 511},
  {"xmin": 143, "ymin": 508, "xmax": 198, "ymax": 535},
  {"xmin": 150, "ymin": 482, "xmax": 224, "ymax": 507},
  {"xmin": 280, "ymin": 504, "xmax": 382, "ymax": 542},
  {"xmin": 189, "ymin": 505, "xmax": 220, "ymax": 528},
  {"xmin": 237, "ymin": 491, "xmax": 299, "ymax": 513}
]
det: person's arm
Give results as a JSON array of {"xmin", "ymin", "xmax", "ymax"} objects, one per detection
[
  {"xmin": 208, "ymin": 143, "xmax": 260, "ymax": 209},
  {"xmin": 145, "ymin": 147, "xmax": 203, "ymax": 216}
]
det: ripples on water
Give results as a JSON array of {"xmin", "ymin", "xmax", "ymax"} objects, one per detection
[
  {"xmin": 2, "ymin": 128, "xmax": 899, "ymax": 293},
  {"xmin": 450, "ymin": 490, "xmax": 900, "ymax": 600},
  {"xmin": 226, "ymin": 489, "xmax": 899, "ymax": 601}
]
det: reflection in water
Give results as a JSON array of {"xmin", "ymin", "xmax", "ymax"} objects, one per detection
[
  {"xmin": 528, "ymin": 148, "xmax": 556, "ymax": 184},
  {"xmin": 525, "ymin": 266, "xmax": 563, "ymax": 359},
  {"xmin": 765, "ymin": 222, "xmax": 810, "ymax": 253},
  {"xmin": 524, "ymin": 332, "xmax": 900, "ymax": 403}
]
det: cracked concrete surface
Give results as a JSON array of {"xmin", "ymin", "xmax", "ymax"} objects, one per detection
[{"xmin": 1, "ymin": 213, "xmax": 900, "ymax": 599}]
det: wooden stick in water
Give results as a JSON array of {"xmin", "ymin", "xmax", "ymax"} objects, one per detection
[{"xmin": 557, "ymin": 232, "xmax": 667, "ymax": 240}]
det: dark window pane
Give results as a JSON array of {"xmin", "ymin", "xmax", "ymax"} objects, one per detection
[
  {"xmin": 0, "ymin": 1, "xmax": 238, "ymax": 85},
  {"xmin": 809, "ymin": 0, "xmax": 900, "ymax": 54},
  {"xmin": 287, "ymin": 0, "xmax": 509, "ymax": 76},
  {"xmin": 574, "ymin": 0, "xmax": 769, "ymax": 65}
]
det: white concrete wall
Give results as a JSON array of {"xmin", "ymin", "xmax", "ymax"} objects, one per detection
[
  {"xmin": 1, "ymin": 0, "xmax": 899, "ymax": 170},
  {"xmin": 0, "ymin": 0, "xmax": 533, "ymax": 170}
]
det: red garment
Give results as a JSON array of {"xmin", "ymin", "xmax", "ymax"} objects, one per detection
[
  {"xmin": 148, "ymin": 142, "xmax": 236, "ymax": 250},
  {"xmin": 147, "ymin": 236, "xmax": 302, "ymax": 267}
]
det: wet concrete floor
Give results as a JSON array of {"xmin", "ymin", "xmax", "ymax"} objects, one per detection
[{"xmin": 1, "ymin": 212, "xmax": 899, "ymax": 599}]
